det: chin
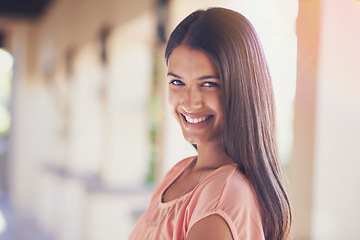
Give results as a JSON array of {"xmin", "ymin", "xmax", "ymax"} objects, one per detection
[
  {"xmin": 182, "ymin": 132, "xmax": 216, "ymax": 145},
  {"xmin": 183, "ymin": 136, "xmax": 197, "ymax": 145},
  {"xmin": 182, "ymin": 133, "xmax": 201, "ymax": 145}
]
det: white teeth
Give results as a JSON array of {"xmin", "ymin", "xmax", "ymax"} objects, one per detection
[{"xmin": 184, "ymin": 115, "xmax": 210, "ymax": 124}]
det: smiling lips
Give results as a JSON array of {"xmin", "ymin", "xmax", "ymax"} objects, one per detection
[{"xmin": 181, "ymin": 113, "xmax": 213, "ymax": 124}]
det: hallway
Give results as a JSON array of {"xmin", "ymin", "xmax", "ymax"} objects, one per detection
[{"xmin": 0, "ymin": 0, "xmax": 359, "ymax": 239}]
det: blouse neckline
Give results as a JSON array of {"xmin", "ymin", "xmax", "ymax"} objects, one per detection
[{"xmin": 159, "ymin": 156, "xmax": 237, "ymax": 207}]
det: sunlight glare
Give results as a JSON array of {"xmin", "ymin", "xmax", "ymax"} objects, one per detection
[
  {"xmin": 0, "ymin": 210, "xmax": 6, "ymax": 234},
  {"xmin": 0, "ymin": 49, "xmax": 14, "ymax": 76}
]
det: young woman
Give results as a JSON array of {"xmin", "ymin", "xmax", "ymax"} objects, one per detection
[{"xmin": 129, "ymin": 7, "xmax": 291, "ymax": 240}]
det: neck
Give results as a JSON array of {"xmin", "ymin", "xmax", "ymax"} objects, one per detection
[{"xmin": 193, "ymin": 139, "xmax": 234, "ymax": 171}]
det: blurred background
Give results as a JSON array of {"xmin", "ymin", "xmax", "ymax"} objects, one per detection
[{"xmin": 0, "ymin": 0, "xmax": 359, "ymax": 239}]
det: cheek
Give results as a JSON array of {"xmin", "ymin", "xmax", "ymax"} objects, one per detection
[
  {"xmin": 207, "ymin": 94, "xmax": 223, "ymax": 113},
  {"xmin": 168, "ymin": 90, "xmax": 180, "ymax": 114}
]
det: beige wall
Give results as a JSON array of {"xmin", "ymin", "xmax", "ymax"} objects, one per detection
[
  {"xmin": 313, "ymin": 0, "xmax": 360, "ymax": 239},
  {"xmin": 290, "ymin": 0, "xmax": 360, "ymax": 239},
  {"xmin": 289, "ymin": 0, "xmax": 320, "ymax": 238}
]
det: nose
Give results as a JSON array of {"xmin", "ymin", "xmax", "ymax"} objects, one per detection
[{"xmin": 180, "ymin": 85, "xmax": 203, "ymax": 112}]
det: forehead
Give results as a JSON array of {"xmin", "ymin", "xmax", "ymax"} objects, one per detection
[{"xmin": 167, "ymin": 45, "xmax": 219, "ymax": 77}]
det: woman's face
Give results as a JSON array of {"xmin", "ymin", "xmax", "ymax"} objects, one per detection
[{"xmin": 167, "ymin": 45, "xmax": 223, "ymax": 145}]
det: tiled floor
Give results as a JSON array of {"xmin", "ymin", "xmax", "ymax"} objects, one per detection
[{"xmin": 0, "ymin": 195, "xmax": 52, "ymax": 240}]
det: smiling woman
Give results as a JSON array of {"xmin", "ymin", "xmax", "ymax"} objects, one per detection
[
  {"xmin": 167, "ymin": 45, "xmax": 223, "ymax": 145},
  {"xmin": 129, "ymin": 7, "xmax": 291, "ymax": 240}
]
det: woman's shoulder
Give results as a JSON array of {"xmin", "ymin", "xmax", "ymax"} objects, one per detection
[
  {"xmin": 219, "ymin": 166, "xmax": 258, "ymax": 201},
  {"xmin": 220, "ymin": 168, "xmax": 260, "ymax": 208},
  {"xmin": 187, "ymin": 165, "xmax": 264, "ymax": 239},
  {"xmin": 194, "ymin": 164, "xmax": 258, "ymax": 211},
  {"xmin": 198, "ymin": 164, "xmax": 253, "ymax": 196}
]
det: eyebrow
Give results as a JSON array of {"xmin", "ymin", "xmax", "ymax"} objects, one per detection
[
  {"xmin": 167, "ymin": 73, "xmax": 183, "ymax": 79},
  {"xmin": 167, "ymin": 72, "xmax": 220, "ymax": 80},
  {"xmin": 198, "ymin": 75, "xmax": 220, "ymax": 80}
]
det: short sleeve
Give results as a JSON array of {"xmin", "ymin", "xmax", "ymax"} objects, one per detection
[{"xmin": 185, "ymin": 166, "xmax": 265, "ymax": 240}]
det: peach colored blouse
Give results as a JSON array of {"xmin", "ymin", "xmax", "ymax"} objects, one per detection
[{"xmin": 128, "ymin": 156, "xmax": 264, "ymax": 240}]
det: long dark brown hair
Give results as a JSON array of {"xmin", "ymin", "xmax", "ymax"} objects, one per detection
[{"xmin": 165, "ymin": 7, "xmax": 291, "ymax": 240}]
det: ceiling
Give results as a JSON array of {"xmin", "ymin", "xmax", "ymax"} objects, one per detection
[{"xmin": 0, "ymin": 0, "xmax": 53, "ymax": 19}]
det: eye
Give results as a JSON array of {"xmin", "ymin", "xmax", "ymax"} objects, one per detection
[
  {"xmin": 169, "ymin": 80, "xmax": 185, "ymax": 86},
  {"xmin": 201, "ymin": 82, "xmax": 220, "ymax": 87}
]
